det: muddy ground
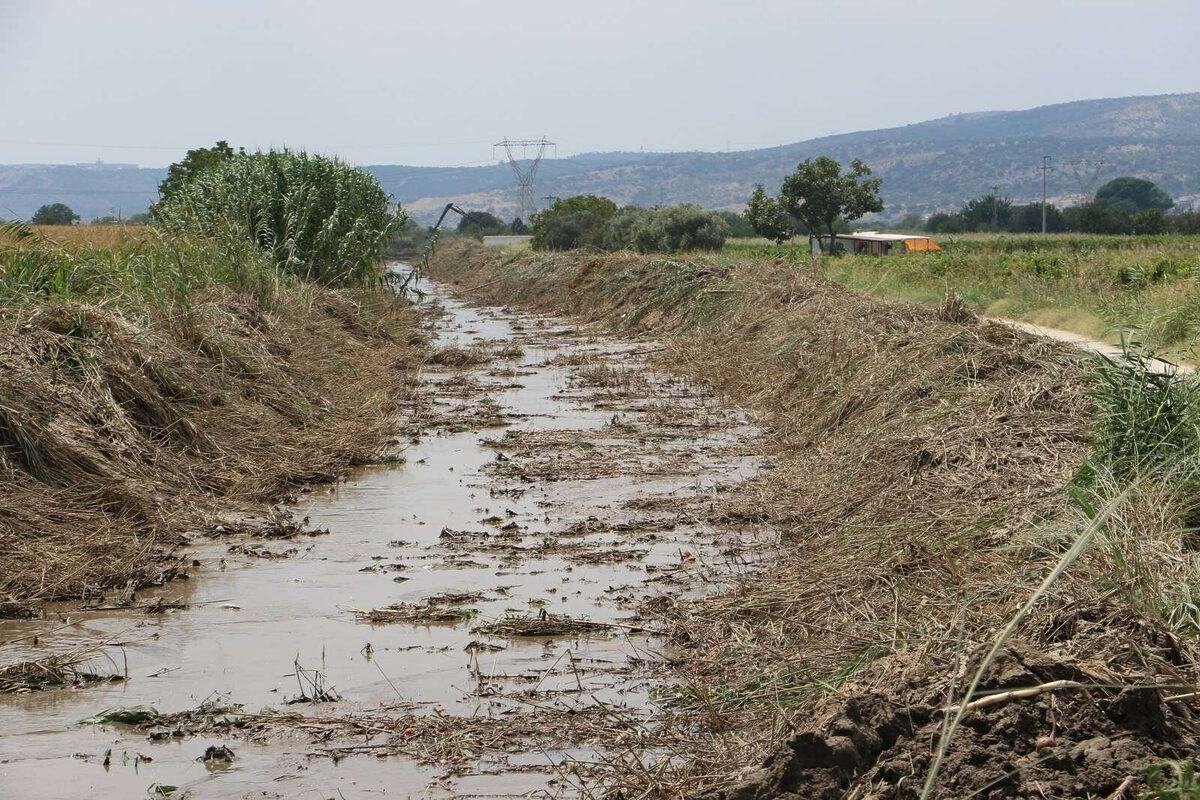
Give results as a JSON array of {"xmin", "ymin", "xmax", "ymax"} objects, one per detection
[{"xmin": 0, "ymin": 278, "xmax": 772, "ymax": 797}]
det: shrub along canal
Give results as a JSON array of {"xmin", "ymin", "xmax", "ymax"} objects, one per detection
[{"xmin": 0, "ymin": 275, "xmax": 771, "ymax": 798}]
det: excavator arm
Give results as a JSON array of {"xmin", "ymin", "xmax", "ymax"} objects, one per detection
[{"xmin": 430, "ymin": 203, "xmax": 470, "ymax": 233}]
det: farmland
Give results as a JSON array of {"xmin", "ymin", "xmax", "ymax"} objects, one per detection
[{"xmin": 725, "ymin": 233, "xmax": 1200, "ymax": 361}]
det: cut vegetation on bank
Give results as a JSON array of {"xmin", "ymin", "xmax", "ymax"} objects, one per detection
[
  {"xmin": 0, "ymin": 150, "xmax": 418, "ymax": 613},
  {"xmin": 433, "ymin": 239, "xmax": 1200, "ymax": 798}
]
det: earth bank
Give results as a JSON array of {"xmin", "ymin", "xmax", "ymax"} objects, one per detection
[
  {"xmin": 0, "ymin": 227, "xmax": 423, "ymax": 612},
  {"xmin": 431, "ymin": 240, "xmax": 1200, "ymax": 798}
]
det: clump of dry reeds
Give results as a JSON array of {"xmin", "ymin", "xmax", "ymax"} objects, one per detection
[
  {"xmin": 426, "ymin": 345, "xmax": 490, "ymax": 367},
  {"xmin": 355, "ymin": 602, "xmax": 478, "ymax": 624},
  {"xmin": 473, "ymin": 612, "xmax": 616, "ymax": 638},
  {"xmin": 0, "ymin": 643, "xmax": 123, "ymax": 693}
]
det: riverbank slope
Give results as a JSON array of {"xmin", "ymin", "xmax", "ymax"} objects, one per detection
[
  {"xmin": 0, "ymin": 226, "xmax": 422, "ymax": 612},
  {"xmin": 432, "ymin": 239, "xmax": 1200, "ymax": 798}
]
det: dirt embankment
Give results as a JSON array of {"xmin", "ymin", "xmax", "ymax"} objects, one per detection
[
  {"xmin": 432, "ymin": 241, "xmax": 1200, "ymax": 798},
  {"xmin": 0, "ymin": 288, "xmax": 422, "ymax": 612}
]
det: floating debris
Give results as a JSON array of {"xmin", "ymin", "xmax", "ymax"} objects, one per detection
[
  {"xmin": 79, "ymin": 705, "xmax": 159, "ymax": 725},
  {"xmin": 355, "ymin": 603, "xmax": 479, "ymax": 624},
  {"xmin": 473, "ymin": 612, "xmax": 619, "ymax": 638}
]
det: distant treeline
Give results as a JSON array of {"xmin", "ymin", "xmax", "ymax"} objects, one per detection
[
  {"xmin": 911, "ymin": 177, "xmax": 1197, "ymax": 236},
  {"xmin": 390, "ymin": 195, "xmax": 741, "ymax": 255},
  {"xmin": 530, "ymin": 196, "xmax": 730, "ymax": 253}
]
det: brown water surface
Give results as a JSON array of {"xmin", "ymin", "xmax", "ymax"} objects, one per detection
[{"xmin": 0, "ymin": 278, "xmax": 770, "ymax": 798}]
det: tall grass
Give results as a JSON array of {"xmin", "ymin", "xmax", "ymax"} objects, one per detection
[
  {"xmin": 723, "ymin": 236, "xmax": 1200, "ymax": 355},
  {"xmin": 0, "ymin": 220, "xmax": 284, "ymax": 311},
  {"xmin": 1075, "ymin": 349, "xmax": 1200, "ymax": 493},
  {"xmin": 154, "ymin": 149, "xmax": 404, "ymax": 286}
]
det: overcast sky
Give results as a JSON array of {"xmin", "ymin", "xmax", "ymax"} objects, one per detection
[{"xmin": 2, "ymin": 0, "xmax": 1197, "ymax": 168}]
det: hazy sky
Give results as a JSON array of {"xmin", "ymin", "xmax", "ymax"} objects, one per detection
[{"xmin": 2, "ymin": 0, "xmax": 1197, "ymax": 168}]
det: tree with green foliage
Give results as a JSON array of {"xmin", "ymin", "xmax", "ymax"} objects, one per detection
[
  {"xmin": 152, "ymin": 140, "xmax": 242, "ymax": 217},
  {"xmin": 530, "ymin": 195, "xmax": 617, "ymax": 250},
  {"xmin": 541, "ymin": 212, "xmax": 597, "ymax": 250},
  {"xmin": 1010, "ymin": 203, "xmax": 1065, "ymax": 233},
  {"xmin": 31, "ymin": 203, "xmax": 79, "ymax": 225},
  {"xmin": 629, "ymin": 204, "xmax": 727, "ymax": 253},
  {"xmin": 925, "ymin": 212, "xmax": 964, "ymax": 234},
  {"xmin": 892, "ymin": 212, "xmax": 924, "ymax": 231},
  {"xmin": 1064, "ymin": 202, "xmax": 1132, "ymax": 234},
  {"xmin": 1095, "ymin": 177, "xmax": 1174, "ymax": 215},
  {"xmin": 1132, "ymin": 208, "xmax": 1169, "ymax": 235},
  {"xmin": 745, "ymin": 185, "xmax": 794, "ymax": 243},
  {"xmin": 1170, "ymin": 211, "xmax": 1200, "ymax": 235},
  {"xmin": 509, "ymin": 217, "xmax": 529, "ymax": 235},
  {"xmin": 777, "ymin": 158, "xmax": 883, "ymax": 253},
  {"xmin": 456, "ymin": 211, "xmax": 508, "ymax": 238},
  {"xmin": 601, "ymin": 206, "xmax": 648, "ymax": 251},
  {"xmin": 959, "ymin": 194, "xmax": 1013, "ymax": 231},
  {"xmin": 715, "ymin": 210, "xmax": 755, "ymax": 238}
]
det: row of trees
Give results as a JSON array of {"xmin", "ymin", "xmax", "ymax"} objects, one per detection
[
  {"xmin": 922, "ymin": 177, "xmax": 1184, "ymax": 235},
  {"xmin": 29, "ymin": 203, "xmax": 155, "ymax": 225},
  {"xmin": 530, "ymin": 196, "xmax": 728, "ymax": 253}
]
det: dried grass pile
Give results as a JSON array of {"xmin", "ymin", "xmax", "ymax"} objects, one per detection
[
  {"xmin": 0, "ymin": 232, "xmax": 422, "ymax": 609},
  {"xmin": 433, "ymin": 241, "xmax": 1200, "ymax": 796}
]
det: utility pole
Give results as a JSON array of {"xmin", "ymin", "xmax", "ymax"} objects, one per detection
[{"xmin": 1039, "ymin": 156, "xmax": 1053, "ymax": 234}]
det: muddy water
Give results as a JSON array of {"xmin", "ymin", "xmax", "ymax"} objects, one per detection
[{"xmin": 0, "ymin": 280, "xmax": 769, "ymax": 798}]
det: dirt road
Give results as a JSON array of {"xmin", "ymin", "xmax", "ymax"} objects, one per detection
[
  {"xmin": 998, "ymin": 318, "xmax": 1194, "ymax": 373},
  {"xmin": 0, "ymin": 278, "xmax": 769, "ymax": 797}
]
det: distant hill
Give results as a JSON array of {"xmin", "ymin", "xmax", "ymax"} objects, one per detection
[
  {"xmin": 3, "ymin": 93, "xmax": 1198, "ymax": 224},
  {"xmin": 0, "ymin": 163, "xmax": 166, "ymax": 222}
]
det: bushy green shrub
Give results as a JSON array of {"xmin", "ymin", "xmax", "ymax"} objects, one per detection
[
  {"xmin": 629, "ymin": 204, "xmax": 728, "ymax": 253},
  {"xmin": 530, "ymin": 195, "xmax": 616, "ymax": 250},
  {"xmin": 542, "ymin": 212, "xmax": 598, "ymax": 251},
  {"xmin": 155, "ymin": 149, "xmax": 403, "ymax": 286},
  {"xmin": 1133, "ymin": 208, "xmax": 1170, "ymax": 236},
  {"xmin": 532, "ymin": 196, "xmax": 727, "ymax": 253},
  {"xmin": 456, "ymin": 211, "xmax": 509, "ymax": 239},
  {"xmin": 601, "ymin": 207, "xmax": 647, "ymax": 251}
]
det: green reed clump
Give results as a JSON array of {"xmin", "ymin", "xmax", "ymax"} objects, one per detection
[{"xmin": 155, "ymin": 149, "xmax": 404, "ymax": 286}]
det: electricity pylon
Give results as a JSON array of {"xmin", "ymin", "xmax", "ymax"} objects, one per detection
[
  {"xmin": 494, "ymin": 137, "xmax": 555, "ymax": 220},
  {"xmin": 1067, "ymin": 159, "xmax": 1109, "ymax": 205}
]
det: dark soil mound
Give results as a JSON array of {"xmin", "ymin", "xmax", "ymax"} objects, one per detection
[{"xmin": 701, "ymin": 613, "xmax": 1199, "ymax": 799}]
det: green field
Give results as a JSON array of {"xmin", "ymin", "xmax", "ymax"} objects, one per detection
[{"xmin": 722, "ymin": 234, "xmax": 1200, "ymax": 360}]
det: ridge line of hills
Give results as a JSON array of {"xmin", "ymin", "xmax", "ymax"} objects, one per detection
[{"xmin": 2, "ymin": 92, "xmax": 1197, "ymax": 224}]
